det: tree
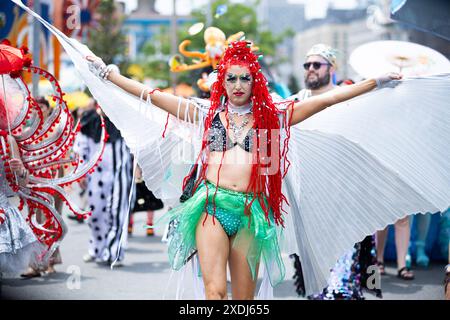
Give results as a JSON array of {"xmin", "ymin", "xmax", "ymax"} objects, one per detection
[
  {"xmin": 88, "ymin": 0, "xmax": 128, "ymax": 73},
  {"xmin": 190, "ymin": 0, "xmax": 294, "ymax": 63},
  {"xmin": 140, "ymin": 0, "xmax": 294, "ymax": 84},
  {"xmin": 139, "ymin": 25, "xmax": 192, "ymax": 86}
]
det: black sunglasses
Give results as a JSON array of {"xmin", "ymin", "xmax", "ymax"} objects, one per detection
[{"xmin": 303, "ymin": 62, "xmax": 330, "ymax": 70}]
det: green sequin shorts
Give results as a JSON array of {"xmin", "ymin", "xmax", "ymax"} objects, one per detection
[{"xmin": 160, "ymin": 181, "xmax": 286, "ymax": 287}]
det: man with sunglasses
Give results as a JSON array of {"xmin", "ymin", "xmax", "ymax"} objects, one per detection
[
  {"xmin": 290, "ymin": 44, "xmax": 373, "ymax": 300},
  {"xmin": 292, "ymin": 43, "xmax": 338, "ymax": 101}
]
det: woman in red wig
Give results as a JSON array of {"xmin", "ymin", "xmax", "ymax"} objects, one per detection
[{"xmin": 87, "ymin": 41, "xmax": 400, "ymax": 300}]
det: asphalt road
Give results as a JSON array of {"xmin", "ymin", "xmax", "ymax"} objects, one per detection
[{"xmin": 1, "ymin": 208, "xmax": 446, "ymax": 300}]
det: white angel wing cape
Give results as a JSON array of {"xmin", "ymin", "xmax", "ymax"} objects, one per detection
[
  {"xmin": 284, "ymin": 74, "xmax": 450, "ymax": 294},
  {"xmin": 10, "ymin": 0, "xmax": 206, "ymax": 202}
]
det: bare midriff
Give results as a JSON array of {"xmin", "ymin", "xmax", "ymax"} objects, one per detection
[
  {"xmin": 205, "ymin": 113, "xmax": 258, "ymax": 193},
  {"xmin": 206, "ymin": 149, "xmax": 254, "ymax": 192}
]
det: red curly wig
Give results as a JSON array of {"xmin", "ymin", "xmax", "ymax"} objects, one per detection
[{"xmin": 182, "ymin": 40, "xmax": 291, "ymax": 227}]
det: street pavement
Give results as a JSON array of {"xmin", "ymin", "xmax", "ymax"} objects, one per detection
[{"xmin": 0, "ymin": 208, "xmax": 446, "ymax": 300}]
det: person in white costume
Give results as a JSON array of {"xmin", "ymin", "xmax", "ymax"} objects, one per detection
[{"xmin": 89, "ymin": 37, "xmax": 407, "ymax": 298}]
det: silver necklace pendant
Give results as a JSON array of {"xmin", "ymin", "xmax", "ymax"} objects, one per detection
[{"xmin": 229, "ymin": 113, "xmax": 250, "ymax": 141}]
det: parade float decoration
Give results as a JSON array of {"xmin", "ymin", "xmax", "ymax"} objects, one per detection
[
  {"xmin": 0, "ymin": 39, "xmax": 106, "ymax": 262},
  {"xmin": 169, "ymin": 26, "xmax": 259, "ymax": 93}
]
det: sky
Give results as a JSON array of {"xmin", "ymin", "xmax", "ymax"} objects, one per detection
[{"xmin": 121, "ymin": 0, "xmax": 359, "ymax": 20}]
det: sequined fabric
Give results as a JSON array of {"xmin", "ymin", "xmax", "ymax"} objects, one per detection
[
  {"xmin": 0, "ymin": 206, "xmax": 41, "ymax": 268},
  {"xmin": 307, "ymin": 236, "xmax": 381, "ymax": 300},
  {"xmin": 206, "ymin": 202, "xmax": 241, "ymax": 236},
  {"xmin": 1, "ymin": 160, "xmax": 43, "ymax": 275},
  {"xmin": 158, "ymin": 180, "xmax": 286, "ymax": 287},
  {"xmin": 207, "ymin": 112, "xmax": 254, "ymax": 152},
  {"xmin": 308, "ymin": 247, "xmax": 364, "ymax": 300}
]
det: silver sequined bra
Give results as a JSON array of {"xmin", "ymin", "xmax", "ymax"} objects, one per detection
[{"xmin": 207, "ymin": 112, "xmax": 255, "ymax": 153}]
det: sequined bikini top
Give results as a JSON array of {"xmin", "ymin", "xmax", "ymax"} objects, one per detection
[{"xmin": 207, "ymin": 112, "xmax": 254, "ymax": 153}]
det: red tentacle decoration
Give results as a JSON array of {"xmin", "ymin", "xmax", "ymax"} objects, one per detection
[{"xmin": 0, "ymin": 41, "xmax": 106, "ymax": 257}]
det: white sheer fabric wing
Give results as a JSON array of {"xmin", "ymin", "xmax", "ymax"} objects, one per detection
[
  {"xmin": 299, "ymin": 74, "xmax": 450, "ymax": 210},
  {"xmin": 284, "ymin": 74, "xmax": 450, "ymax": 295},
  {"xmin": 12, "ymin": 0, "xmax": 209, "ymax": 200}
]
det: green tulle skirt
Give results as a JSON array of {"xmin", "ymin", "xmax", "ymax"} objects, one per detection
[{"xmin": 160, "ymin": 181, "xmax": 285, "ymax": 287}]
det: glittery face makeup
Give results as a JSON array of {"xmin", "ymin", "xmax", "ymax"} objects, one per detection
[
  {"xmin": 225, "ymin": 74, "xmax": 252, "ymax": 85},
  {"xmin": 224, "ymin": 65, "xmax": 253, "ymax": 106}
]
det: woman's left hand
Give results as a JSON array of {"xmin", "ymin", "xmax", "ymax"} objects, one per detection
[{"xmin": 375, "ymin": 72, "xmax": 403, "ymax": 88}]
